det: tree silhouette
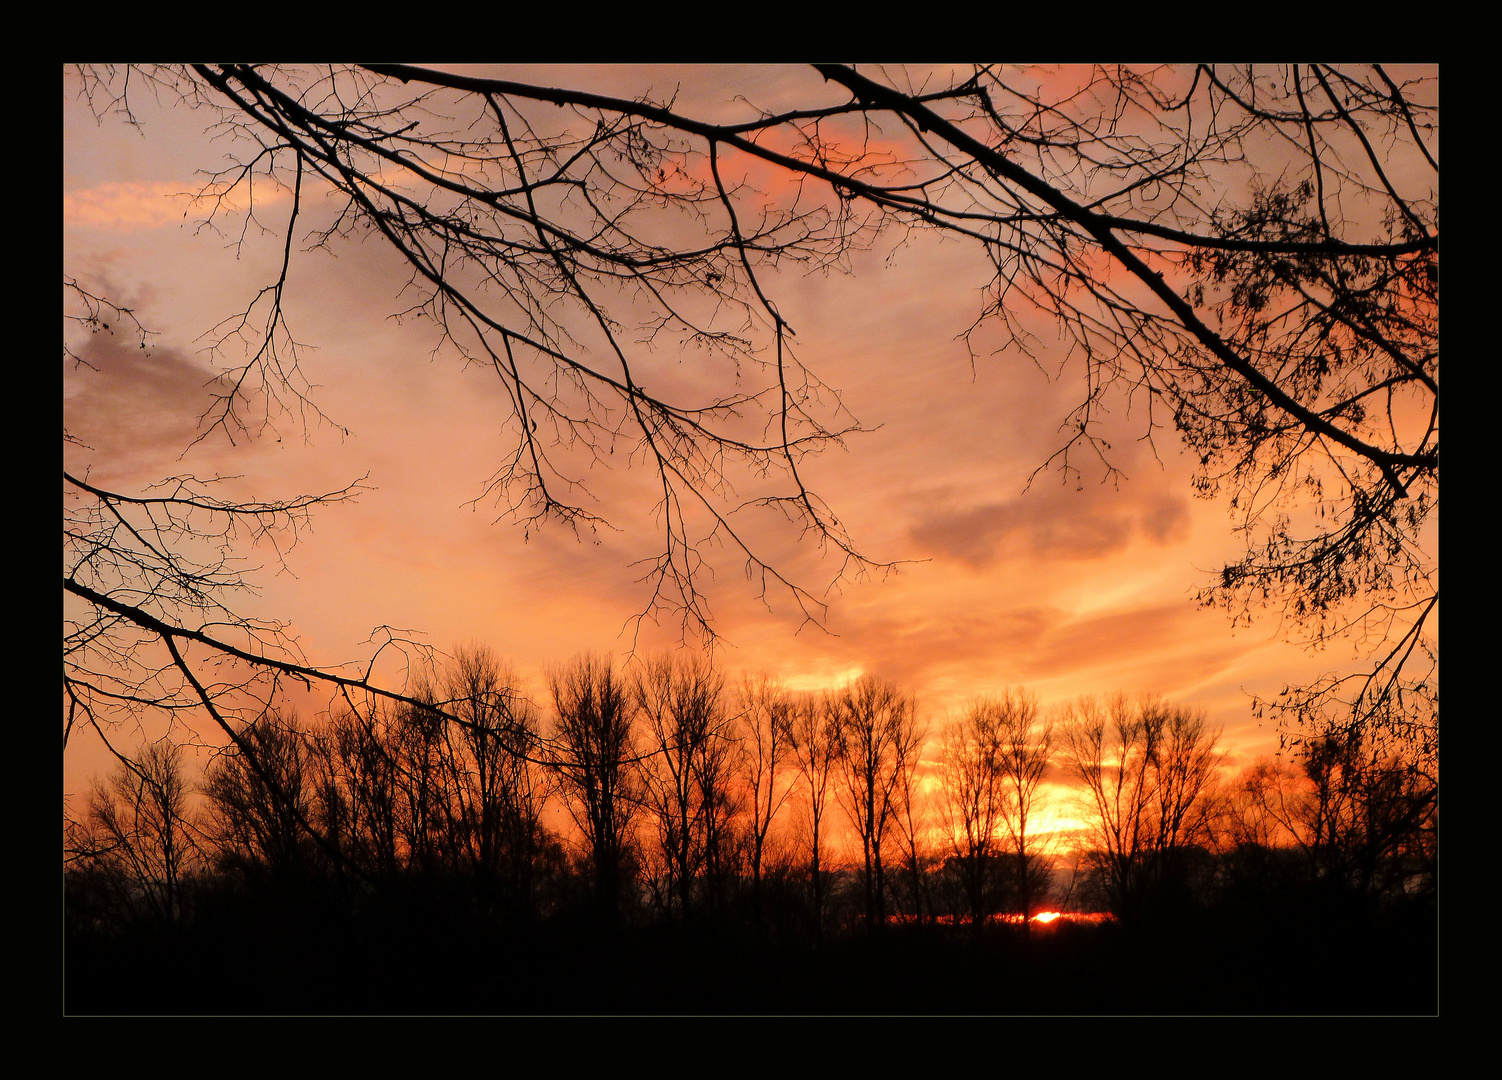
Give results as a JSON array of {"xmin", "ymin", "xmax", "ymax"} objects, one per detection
[
  {"xmin": 995, "ymin": 691, "xmax": 1054, "ymax": 930},
  {"xmin": 1295, "ymin": 730, "xmax": 1437, "ymax": 907},
  {"xmin": 786, "ymin": 690, "xmax": 838, "ymax": 942},
  {"xmin": 634, "ymin": 651, "xmax": 735, "ymax": 921},
  {"xmin": 938, "ymin": 701, "xmax": 1009, "ymax": 930},
  {"xmin": 62, "ymin": 660, "xmax": 1437, "ymax": 1013},
  {"xmin": 75, "ymin": 740, "xmax": 199, "ymax": 929},
  {"xmin": 548, "ymin": 654, "xmax": 639, "ymax": 921},
  {"xmin": 830, "ymin": 674, "xmax": 921, "ymax": 930},
  {"xmin": 732, "ymin": 672, "xmax": 797, "ymax": 929},
  {"xmin": 202, "ymin": 710, "xmax": 318, "ymax": 887},
  {"xmin": 1061, "ymin": 694, "xmax": 1221, "ymax": 920},
  {"xmin": 389, "ymin": 683, "xmax": 452, "ymax": 883},
  {"xmin": 68, "ymin": 65, "xmax": 1437, "ymax": 759},
  {"xmin": 315, "ymin": 704, "xmax": 402, "ymax": 883},
  {"xmin": 432, "ymin": 646, "xmax": 550, "ymax": 916},
  {"xmin": 887, "ymin": 711, "xmax": 931, "ymax": 926},
  {"xmin": 65, "ymin": 68, "xmax": 1438, "ymax": 996}
]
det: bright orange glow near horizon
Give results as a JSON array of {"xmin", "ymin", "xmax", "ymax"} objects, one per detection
[{"xmin": 63, "ymin": 64, "xmax": 1368, "ymax": 823}]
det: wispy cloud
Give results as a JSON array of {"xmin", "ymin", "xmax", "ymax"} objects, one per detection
[
  {"xmin": 64, "ymin": 179, "xmax": 291, "ymax": 231},
  {"xmin": 909, "ymin": 486, "xmax": 1191, "ymax": 568}
]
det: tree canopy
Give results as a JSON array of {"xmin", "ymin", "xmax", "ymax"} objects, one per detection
[{"xmin": 65, "ymin": 63, "xmax": 1437, "ymax": 777}]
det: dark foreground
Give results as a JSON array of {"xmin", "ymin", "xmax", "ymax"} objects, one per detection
[{"xmin": 66, "ymin": 901, "xmax": 1435, "ymax": 1016}]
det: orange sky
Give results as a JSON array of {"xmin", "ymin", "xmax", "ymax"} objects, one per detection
[{"xmin": 63, "ymin": 65, "xmax": 1367, "ymax": 809}]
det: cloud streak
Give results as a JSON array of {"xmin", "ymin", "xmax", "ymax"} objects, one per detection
[{"xmin": 910, "ymin": 486, "xmax": 1191, "ymax": 569}]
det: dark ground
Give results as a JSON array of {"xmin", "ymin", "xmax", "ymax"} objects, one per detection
[{"xmin": 66, "ymin": 899, "xmax": 1436, "ymax": 1016}]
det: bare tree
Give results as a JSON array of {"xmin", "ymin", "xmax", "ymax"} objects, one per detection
[
  {"xmin": 548, "ymin": 653, "xmax": 638, "ymax": 919},
  {"xmin": 785, "ymin": 690, "xmax": 837, "ymax": 941},
  {"xmin": 1208, "ymin": 738, "xmax": 1435, "ymax": 916},
  {"xmin": 937, "ymin": 691, "xmax": 1049, "ymax": 929},
  {"xmin": 732, "ymin": 673, "xmax": 796, "ymax": 927},
  {"xmin": 202, "ymin": 709, "xmax": 317, "ymax": 886},
  {"xmin": 888, "ymin": 708, "xmax": 931, "ymax": 926},
  {"xmin": 1061, "ymin": 694, "xmax": 1222, "ymax": 919},
  {"xmin": 938, "ymin": 702, "xmax": 1007, "ymax": 930},
  {"xmin": 1295, "ymin": 729, "xmax": 1437, "ymax": 905},
  {"xmin": 67, "ymin": 64, "xmax": 1437, "ymax": 900},
  {"xmin": 1205, "ymin": 754, "xmax": 1322, "ymax": 909},
  {"xmin": 633, "ymin": 651, "xmax": 734, "ymax": 921},
  {"xmin": 830, "ymin": 674, "xmax": 921, "ymax": 930},
  {"xmin": 315, "ymin": 704, "xmax": 402, "ymax": 883},
  {"xmin": 78, "ymin": 740, "xmax": 199, "ymax": 928},
  {"xmin": 1211, "ymin": 757, "xmax": 1306, "ymax": 855},
  {"xmin": 430, "ymin": 646, "xmax": 549, "ymax": 914},
  {"xmin": 389, "ymin": 681, "xmax": 454, "ymax": 881},
  {"xmin": 995, "ymin": 690, "xmax": 1054, "ymax": 930},
  {"xmin": 694, "ymin": 695, "xmax": 741, "ymax": 918}
]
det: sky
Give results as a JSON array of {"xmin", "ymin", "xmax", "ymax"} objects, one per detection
[{"xmin": 62, "ymin": 65, "xmax": 1354, "ymax": 812}]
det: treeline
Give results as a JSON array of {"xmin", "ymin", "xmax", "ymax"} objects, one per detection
[{"xmin": 64, "ymin": 647, "xmax": 1437, "ymax": 1013}]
